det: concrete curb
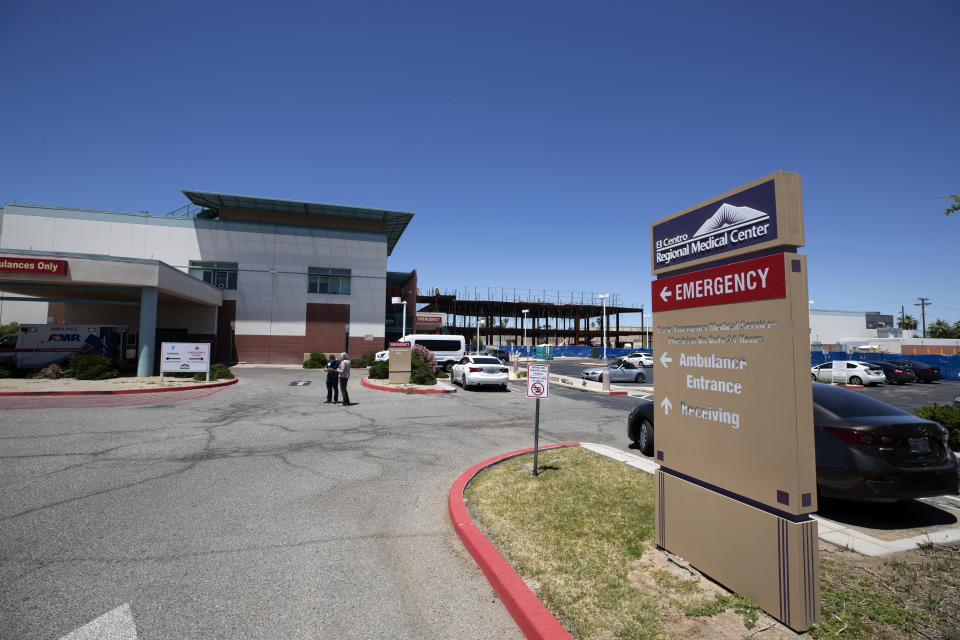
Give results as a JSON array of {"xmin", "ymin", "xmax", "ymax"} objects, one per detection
[
  {"xmin": 0, "ymin": 377, "xmax": 238, "ymax": 397},
  {"xmin": 360, "ymin": 376, "xmax": 456, "ymax": 394},
  {"xmin": 449, "ymin": 443, "xmax": 577, "ymax": 640}
]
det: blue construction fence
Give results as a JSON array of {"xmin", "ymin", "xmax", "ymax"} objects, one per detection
[
  {"xmin": 500, "ymin": 345, "xmax": 960, "ymax": 380},
  {"xmin": 811, "ymin": 352, "xmax": 960, "ymax": 381},
  {"xmin": 499, "ymin": 345, "xmax": 649, "ymax": 359}
]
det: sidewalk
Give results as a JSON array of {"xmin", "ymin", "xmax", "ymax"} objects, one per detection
[{"xmin": 0, "ymin": 375, "xmax": 233, "ymax": 395}]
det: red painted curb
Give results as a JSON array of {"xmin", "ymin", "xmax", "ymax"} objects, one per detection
[
  {"xmin": 360, "ymin": 376, "xmax": 454, "ymax": 394},
  {"xmin": 449, "ymin": 443, "xmax": 579, "ymax": 640},
  {"xmin": 0, "ymin": 377, "xmax": 238, "ymax": 397},
  {"xmin": 607, "ymin": 390, "xmax": 628, "ymax": 396}
]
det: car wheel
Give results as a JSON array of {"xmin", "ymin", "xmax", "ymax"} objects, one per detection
[
  {"xmin": 811, "ymin": 373, "xmax": 817, "ymax": 381},
  {"xmin": 849, "ymin": 376, "xmax": 862, "ymax": 385},
  {"xmin": 444, "ymin": 362, "xmax": 454, "ymax": 373},
  {"xmin": 635, "ymin": 372, "xmax": 646, "ymax": 383},
  {"xmin": 501, "ymin": 384, "xmax": 507, "ymax": 391},
  {"xmin": 637, "ymin": 419, "xmax": 654, "ymax": 456}
]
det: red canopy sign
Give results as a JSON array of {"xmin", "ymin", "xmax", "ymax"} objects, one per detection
[
  {"xmin": 651, "ymin": 253, "xmax": 786, "ymax": 312},
  {"xmin": 0, "ymin": 257, "xmax": 68, "ymax": 275}
]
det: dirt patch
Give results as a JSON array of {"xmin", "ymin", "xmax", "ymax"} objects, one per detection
[{"xmin": 629, "ymin": 543, "xmax": 797, "ymax": 639}]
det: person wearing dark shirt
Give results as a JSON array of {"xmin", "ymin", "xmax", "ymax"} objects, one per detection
[{"xmin": 325, "ymin": 354, "xmax": 340, "ymax": 403}]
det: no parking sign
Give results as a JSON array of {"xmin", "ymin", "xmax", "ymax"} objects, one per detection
[{"xmin": 526, "ymin": 363, "xmax": 550, "ymax": 399}]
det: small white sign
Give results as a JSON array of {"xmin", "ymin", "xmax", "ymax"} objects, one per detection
[
  {"xmin": 160, "ymin": 342, "xmax": 211, "ymax": 373},
  {"xmin": 526, "ymin": 363, "xmax": 550, "ymax": 399}
]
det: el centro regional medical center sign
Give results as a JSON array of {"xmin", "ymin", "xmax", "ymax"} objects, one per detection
[{"xmin": 650, "ymin": 172, "xmax": 820, "ymax": 631}]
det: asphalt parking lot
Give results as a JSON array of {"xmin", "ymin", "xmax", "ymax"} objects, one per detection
[
  {"xmin": 853, "ymin": 378, "xmax": 960, "ymax": 413},
  {"xmin": 2, "ymin": 368, "xmax": 957, "ymax": 639},
  {"xmin": 0, "ymin": 367, "xmax": 638, "ymax": 640}
]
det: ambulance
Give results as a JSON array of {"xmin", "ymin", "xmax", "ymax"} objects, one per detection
[{"xmin": 0, "ymin": 324, "xmax": 133, "ymax": 369}]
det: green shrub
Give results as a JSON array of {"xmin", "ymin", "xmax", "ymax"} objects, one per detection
[
  {"xmin": 368, "ymin": 361, "xmax": 388, "ymax": 379},
  {"xmin": 436, "ymin": 370, "xmax": 449, "ymax": 379},
  {"xmin": 0, "ymin": 321, "xmax": 18, "ymax": 337},
  {"xmin": 68, "ymin": 354, "xmax": 119, "ymax": 380},
  {"xmin": 350, "ymin": 353, "xmax": 376, "ymax": 368},
  {"xmin": 303, "ymin": 351, "xmax": 327, "ymax": 368},
  {"xmin": 0, "ymin": 366, "xmax": 11, "ymax": 379},
  {"xmin": 914, "ymin": 404, "xmax": 960, "ymax": 451},
  {"xmin": 410, "ymin": 364, "xmax": 437, "ymax": 385},
  {"xmin": 193, "ymin": 363, "xmax": 235, "ymax": 381}
]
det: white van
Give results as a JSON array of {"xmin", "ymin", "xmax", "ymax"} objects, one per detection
[{"xmin": 374, "ymin": 334, "xmax": 466, "ymax": 372}]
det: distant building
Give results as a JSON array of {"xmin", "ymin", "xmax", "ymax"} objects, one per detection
[{"xmin": 809, "ymin": 309, "xmax": 959, "ymax": 355}]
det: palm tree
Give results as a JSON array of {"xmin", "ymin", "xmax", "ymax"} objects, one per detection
[
  {"xmin": 897, "ymin": 314, "xmax": 919, "ymax": 330},
  {"xmin": 926, "ymin": 318, "xmax": 954, "ymax": 339}
]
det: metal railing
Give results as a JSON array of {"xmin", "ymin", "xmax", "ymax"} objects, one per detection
[{"xmin": 418, "ymin": 285, "xmax": 639, "ymax": 308}]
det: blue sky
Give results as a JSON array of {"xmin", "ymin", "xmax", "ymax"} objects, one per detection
[{"xmin": 1, "ymin": 1, "xmax": 958, "ymax": 327}]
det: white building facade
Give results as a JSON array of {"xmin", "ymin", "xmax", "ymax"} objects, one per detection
[{"xmin": 0, "ymin": 191, "xmax": 413, "ymax": 367}]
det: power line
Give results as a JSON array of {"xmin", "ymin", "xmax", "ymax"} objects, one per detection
[{"xmin": 914, "ymin": 297, "xmax": 932, "ymax": 338}]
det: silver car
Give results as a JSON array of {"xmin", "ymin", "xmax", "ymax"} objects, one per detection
[{"xmin": 581, "ymin": 359, "xmax": 647, "ymax": 384}]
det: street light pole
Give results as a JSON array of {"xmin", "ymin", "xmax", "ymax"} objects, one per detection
[
  {"xmin": 391, "ymin": 296, "xmax": 407, "ymax": 338},
  {"xmin": 598, "ymin": 294, "xmax": 609, "ymax": 360},
  {"xmin": 476, "ymin": 318, "xmax": 484, "ymax": 354},
  {"xmin": 521, "ymin": 309, "xmax": 529, "ymax": 359}
]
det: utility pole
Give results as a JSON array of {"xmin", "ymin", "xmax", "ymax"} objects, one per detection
[{"xmin": 914, "ymin": 298, "xmax": 931, "ymax": 338}]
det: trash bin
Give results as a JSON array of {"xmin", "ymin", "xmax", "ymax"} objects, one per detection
[{"xmin": 590, "ymin": 346, "xmax": 600, "ymax": 359}]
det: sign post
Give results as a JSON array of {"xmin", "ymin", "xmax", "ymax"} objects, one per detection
[
  {"xmin": 526, "ymin": 363, "xmax": 550, "ymax": 476},
  {"xmin": 650, "ymin": 172, "xmax": 819, "ymax": 631}
]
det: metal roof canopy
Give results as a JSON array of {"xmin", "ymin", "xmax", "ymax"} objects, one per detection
[{"xmin": 182, "ymin": 190, "xmax": 414, "ymax": 256}]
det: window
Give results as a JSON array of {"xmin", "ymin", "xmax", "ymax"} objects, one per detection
[
  {"xmin": 308, "ymin": 267, "xmax": 351, "ymax": 295},
  {"xmin": 189, "ymin": 261, "xmax": 238, "ymax": 290}
]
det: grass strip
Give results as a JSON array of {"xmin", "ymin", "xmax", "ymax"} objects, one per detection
[{"xmin": 464, "ymin": 445, "xmax": 960, "ymax": 640}]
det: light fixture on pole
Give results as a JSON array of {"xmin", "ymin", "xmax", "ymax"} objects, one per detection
[
  {"xmin": 476, "ymin": 318, "xmax": 485, "ymax": 354},
  {"xmin": 391, "ymin": 296, "xmax": 407, "ymax": 338},
  {"xmin": 521, "ymin": 309, "xmax": 529, "ymax": 358},
  {"xmin": 598, "ymin": 294, "xmax": 609, "ymax": 360}
]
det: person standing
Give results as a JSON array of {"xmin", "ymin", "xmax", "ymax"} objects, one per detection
[
  {"xmin": 325, "ymin": 353, "xmax": 340, "ymax": 403},
  {"xmin": 338, "ymin": 352, "xmax": 351, "ymax": 406}
]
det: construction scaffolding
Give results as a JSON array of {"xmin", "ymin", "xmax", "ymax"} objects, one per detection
[{"xmin": 416, "ymin": 286, "xmax": 646, "ymax": 349}]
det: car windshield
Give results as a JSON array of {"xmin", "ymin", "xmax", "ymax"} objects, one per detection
[
  {"xmin": 813, "ymin": 385, "xmax": 908, "ymax": 418},
  {"xmin": 472, "ymin": 357, "xmax": 501, "ymax": 364}
]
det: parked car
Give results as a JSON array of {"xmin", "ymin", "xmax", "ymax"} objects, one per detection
[
  {"xmin": 628, "ymin": 383, "xmax": 959, "ymax": 502},
  {"xmin": 581, "ymin": 359, "xmax": 647, "ymax": 383},
  {"xmin": 886, "ymin": 359, "xmax": 942, "ymax": 383},
  {"xmin": 481, "ymin": 348, "xmax": 511, "ymax": 364},
  {"xmin": 865, "ymin": 361, "xmax": 917, "ymax": 385},
  {"xmin": 622, "ymin": 351, "xmax": 653, "ymax": 368},
  {"xmin": 451, "ymin": 355, "xmax": 509, "ymax": 390},
  {"xmin": 811, "ymin": 360, "xmax": 885, "ymax": 386}
]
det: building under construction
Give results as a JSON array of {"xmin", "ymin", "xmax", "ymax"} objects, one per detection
[{"xmin": 414, "ymin": 286, "xmax": 647, "ymax": 349}]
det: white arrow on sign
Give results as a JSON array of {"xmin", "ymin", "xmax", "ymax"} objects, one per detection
[
  {"xmin": 660, "ymin": 397, "xmax": 673, "ymax": 415},
  {"xmin": 659, "ymin": 352, "xmax": 672, "ymax": 368},
  {"xmin": 60, "ymin": 603, "xmax": 138, "ymax": 640},
  {"xmin": 659, "ymin": 287, "xmax": 672, "ymax": 302}
]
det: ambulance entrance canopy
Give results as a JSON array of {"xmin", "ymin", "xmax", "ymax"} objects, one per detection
[{"xmin": 0, "ymin": 251, "xmax": 223, "ymax": 376}]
